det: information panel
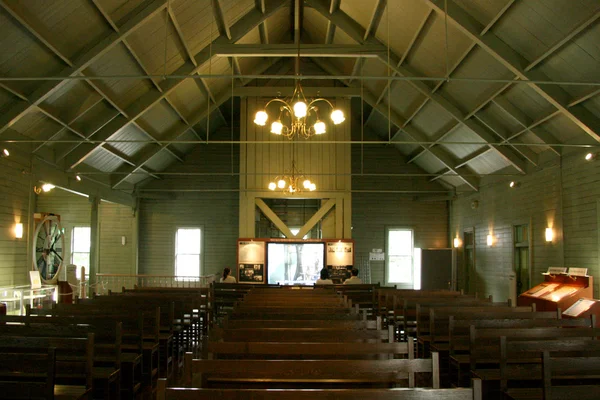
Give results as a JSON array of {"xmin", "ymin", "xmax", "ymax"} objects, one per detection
[
  {"xmin": 326, "ymin": 241, "xmax": 354, "ymax": 267},
  {"xmin": 238, "ymin": 240, "xmax": 266, "ymax": 264},
  {"xmin": 238, "ymin": 263, "xmax": 265, "ymax": 283}
]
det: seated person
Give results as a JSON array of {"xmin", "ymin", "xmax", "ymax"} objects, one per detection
[
  {"xmin": 343, "ymin": 268, "xmax": 362, "ymax": 284},
  {"xmin": 315, "ymin": 268, "xmax": 334, "ymax": 285},
  {"xmin": 220, "ymin": 267, "xmax": 237, "ymax": 283}
]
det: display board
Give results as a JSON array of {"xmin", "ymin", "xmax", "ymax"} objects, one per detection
[
  {"xmin": 326, "ymin": 241, "xmax": 354, "ymax": 267},
  {"xmin": 237, "ymin": 240, "xmax": 266, "ymax": 284}
]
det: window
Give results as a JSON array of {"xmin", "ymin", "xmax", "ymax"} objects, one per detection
[
  {"xmin": 386, "ymin": 228, "xmax": 414, "ymax": 286},
  {"xmin": 175, "ymin": 228, "xmax": 202, "ymax": 280},
  {"xmin": 71, "ymin": 226, "xmax": 91, "ymax": 279}
]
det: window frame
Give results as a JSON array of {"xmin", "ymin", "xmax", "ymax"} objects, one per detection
[
  {"xmin": 70, "ymin": 226, "xmax": 91, "ymax": 279},
  {"xmin": 385, "ymin": 227, "xmax": 415, "ymax": 288},
  {"xmin": 174, "ymin": 226, "xmax": 203, "ymax": 281}
]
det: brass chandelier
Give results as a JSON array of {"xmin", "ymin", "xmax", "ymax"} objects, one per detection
[
  {"xmin": 268, "ymin": 160, "xmax": 316, "ymax": 194},
  {"xmin": 254, "ymin": 81, "xmax": 345, "ymax": 139}
]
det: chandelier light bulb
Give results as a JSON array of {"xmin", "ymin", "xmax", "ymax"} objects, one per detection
[
  {"xmin": 313, "ymin": 120, "xmax": 326, "ymax": 135},
  {"xmin": 288, "ymin": 185, "xmax": 296, "ymax": 193},
  {"xmin": 331, "ymin": 109, "xmax": 345, "ymax": 125},
  {"xmin": 277, "ymin": 179, "xmax": 286, "ymax": 189},
  {"xmin": 254, "ymin": 110, "xmax": 268, "ymax": 126},
  {"xmin": 41, "ymin": 183, "xmax": 55, "ymax": 192},
  {"xmin": 310, "ymin": 183, "xmax": 316, "ymax": 191},
  {"xmin": 270, "ymin": 120, "xmax": 283, "ymax": 135},
  {"xmin": 303, "ymin": 179, "xmax": 311, "ymax": 189},
  {"xmin": 293, "ymin": 101, "xmax": 307, "ymax": 118},
  {"xmin": 268, "ymin": 182, "xmax": 276, "ymax": 191}
]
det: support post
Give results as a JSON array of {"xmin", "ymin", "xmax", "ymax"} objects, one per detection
[{"xmin": 89, "ymin": 196, "xmax": 100, "ymax": 297}]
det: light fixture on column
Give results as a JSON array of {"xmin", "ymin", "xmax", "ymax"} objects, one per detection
[
  {"xmin": 545, "ymin": 227, "xmax": 554, "ymax": 242},
  {"xmin": 34, "ymin": 183, "xmax": 55, "ymax": 194},
  {"xmin": 268, "ymin": 160, "xmax": 316, "ymax": 194},
  {"xmin": 1, "ymin": 149, "xmax": 9, "ymax": 157},
  {"xmin": 453, "ymin": 237, "xmax": 461, "ymax": 248},
  {"xmin": 487, "ymin": 234, "xmax": 494, "ymax": 247},
  {"xmin": 585, "ymin": 152, "xmax": 597, "ymax": 161},
  {"xmin": 15, "ymin": 223, "xmax": 23, "ymax": 239}
]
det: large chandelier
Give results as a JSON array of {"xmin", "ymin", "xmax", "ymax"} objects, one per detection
[
  {"xmin": 254, "ymin": 80, "xmax": 345, "ymax": 139},
  {"xmin": 268, "ymin": 160, "xmax": 316, "ymax": 194}
]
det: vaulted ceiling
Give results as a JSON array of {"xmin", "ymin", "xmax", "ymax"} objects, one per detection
[{"xmin": 1, "ymin": 0, "xmax": 599, "ymax": 196}]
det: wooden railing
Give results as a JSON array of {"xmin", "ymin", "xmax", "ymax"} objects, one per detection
[{"xmin": 94, "ymin": 274, "xmax": 218, "ymax": 295}]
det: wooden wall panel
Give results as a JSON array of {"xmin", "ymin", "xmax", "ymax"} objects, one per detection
[
  {"xmin": 451, "ymin": 151, "xmax": 600, "ymax": 301},
  {"xmin": 0, "ymin": 152, "xmax": 31, "ymax": 286}
]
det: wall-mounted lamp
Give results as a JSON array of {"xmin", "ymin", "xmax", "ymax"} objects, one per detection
[
  {"xmin": 75, "ymin": 175, "xmax": 82, "ymax": 181},
  {"xmin": 486, "ymin": 234, "xmax": 494, "ymax": 247},
  {"xmin": 453, "ymin": 237, "xmax": 461, "ymax": 248},
  {"xmin": 1, "ymin": 149, "xmax": 9, "ymax": 157},
  {"xmin": 15, "ymin": 223, "xmax": 23, "ymax": 239},
  {"xmin": 509, "ymin": 181, "xmax": 520, "ymax": 188},
  {"xmin": 33, "ymin": 183, "xmax": 55, "ymax": 194},
  {"xmin": 584, "ymin": 152, "xmax": 597, "ymax": 161},
  {"xmin": 545, "ymin": 227, "xmax": 554, "ymax": 242}
]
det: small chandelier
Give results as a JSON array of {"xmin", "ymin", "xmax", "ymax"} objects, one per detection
[
  {"xmin": 268, "ymin": 160, "xmax": 316, "ymax": 194},
  {"xmin": 254, "ymin": 81, "xmax": 345, "ymax": 140}
]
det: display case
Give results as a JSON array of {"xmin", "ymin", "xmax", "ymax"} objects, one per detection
[
  {"xmin": 517, "ymin": 268, "xmax": 593, "ymax": 312},
  {"xmin": 563, "ymin": 298, "xmax": 600, "ymax": 327},
  {"xmin": 0, "ymin": 285, "xmax": 56, "ymax": 315}
]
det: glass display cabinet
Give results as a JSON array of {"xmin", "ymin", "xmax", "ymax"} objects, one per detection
[{"xmin": 0, "ymin": 285, "xmax": 56, "ymax": 315}]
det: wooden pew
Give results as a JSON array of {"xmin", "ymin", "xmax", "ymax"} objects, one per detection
[
  {"xmin": 207, "ymin": 341, "xmax": 413, "ymax": 360},
  {"xmin": 0, "ymin": 317, "xmax": 121, "ymax": 399},
  {"xmin": 501, "ymin": 337, "xmax": 600, "ymax": 399},
  {"xmin": 0, "ymin": 348, "xmax": 56, "ymax": 400},
  {"xmin": 0, "ymin": 334, "xmax": 94, "ymax": 399},
  {"xmin": 222, "ymin": 318, "xmax": 381, "ymax": 330},
  {"xmin": 28, "ymin": 305, "xmax": 151, "ymax": 399},
  {"xmin": 184, "ymin": 355, "xmax": 442, "ymax": 389},
  {"xmin": 160, "ymin": 385, "xmax": 483, "ymax": 400},
  {"xmin": 210, "ymin": 326, "xmax": 393, "ymax": 342},
  {"xmin": 540, "ymin": 351, "xmax": 600, "ymax": 400},
  {"xmin": 465, "ymin": 325, "xmax": 598, "ymax": 394}
]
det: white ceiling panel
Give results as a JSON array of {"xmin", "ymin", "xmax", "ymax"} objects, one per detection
[
  {"xmin": 171, "ymin": 0, "xmax": 218, "ymax": 57},
  {"xmin": 83, "ymin": 147, "xmax": 125, "ymax": 172},
  {"xmin": 100, "ymin": 0, "xmax": 148, "ymax": 23},
  {"xmin": 409, "ymin": 101, "xmax": 455, "ymax": 139},
  {"xmin": 9, "ymin": 108, "xmax": 61, "ymax": 140},
  {"xmin": 167, "ymin": 79, "xmax": 207, "ymax": 120},
  {"xmin": 137, "ymin": 99, "xmax": 182, "ymax": 139},
  {"xmin": 40, "ymin": 79, "xmax": 102, "ymax": 123},
  {"xmin": 467, "ymin": 149, "xmax": 511, "ymax": 175},
  {"xmin": 438, "ymin": 125, "xmax": 487, "ymax": 159},
  {"xmin": 109, "ymin": 123, "xmax": 148, "ymax": 157},
  {"xmin": 414, "ymin": 150, "xmax": 446, "ymax": 173}
]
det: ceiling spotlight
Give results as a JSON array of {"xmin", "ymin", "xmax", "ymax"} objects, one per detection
[
  {"xmin": 585, "ymin": 152, "xmax": 597, "ymax": 161},
  {"xmin": 75, "ymin": 175, "xmax": 82, "ymax": 181},
  {"xmin": 1, "ymin": 149, "xmax": 9, "ymax": 157},
  {"xmin": 509, "ymin": 181, "xmax": 520, "ymax": 188},
  {"xmin": 34, "ymin": 183, "xmax": 56, "ymax": 194}
]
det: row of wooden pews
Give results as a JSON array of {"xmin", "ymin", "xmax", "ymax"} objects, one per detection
[
  {"xmin": 159, "ymin": 285, "xmax": 482, "ymax": 400},
  {"xmin": 373, "ymin": 287, "xmax": 600, "ymax": 399}
]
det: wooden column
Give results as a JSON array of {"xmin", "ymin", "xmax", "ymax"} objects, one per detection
[{"xmin": 88, "ymin": 196, "xmax": 100, "ymax": 297}]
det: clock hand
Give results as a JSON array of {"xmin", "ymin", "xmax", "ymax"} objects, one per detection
[{"xmin": 50, "ymin": 248, "xmax": 63, "ymax": 261}]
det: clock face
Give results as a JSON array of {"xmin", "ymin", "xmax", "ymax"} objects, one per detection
[{"xmin": 34, "ymin": 215, "xmax": 64, "ymax": 283}]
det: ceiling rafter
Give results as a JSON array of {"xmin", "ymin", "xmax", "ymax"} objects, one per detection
[
  {"xmin": 166, "ymin": 5, "xmax": 229, "ymax": 126},
  {"xmin": 113, "ymin": 57, "xmax": 281, "ymax": 189},
  {"xmin": 0, "ymin": 82, "xmax": 28, "ymax": 101},
  {"xmin": 348, "ymin": 0, "xmax": 387, "ymax": 84},
  {"xmin": 313, "ymin": 57, "xmax": 479, "ymax": 191},
  {"xmin": 33, "ymin": 97, "xmax": 105, "ymax": 154},
  {"xmin": 492, "ymin": 98, "xmax": 561, "ymax": 156},
  {"xmin": 480, "ymin": 0, "xmax": 516, "ymax": 36},
  {"xmin": 255, "ymin": 0, "xmax": 269, "ymax": 44},
  {"xmin": 525, "ymin": 10, "xmax": 600, "ymax": 72},
  {"xmin": 83, "ymin": 78, "xmax": 185, "ymax": 163},
  {"xmin": 211, "ymin": 0, "xmax": 244, "ymax": 84},
  {"xmin": 64, "ymin": 0, "xmax": 287, "ymax": 171},
  {"xmin": 365, "ymin": 8, "xmax": 433, "ymax": 125},
  {"xmin": 423, "ymin": 0, "xmax": 600, "ymax": 143},
  {"xmin": 36, "ymin": 105, "xmax": 160, "ymax": 179},
  {"xmin": 0, "ymin": 0, "xmax": 183, "ymax": 165},
  {"xmin": 90, "ymin": 0, "xmax": 203, "ymax": 143},
  {"xmin": 324, "ymin": 0, "xmax": 341, "ymax": 44},
  {"xmin": 306, "ymin": 0, "xmax": 527, "ymax": 174},
  {"xmin": 0, "ymin": 0, "xmax": 167, "ymax": 137}
]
